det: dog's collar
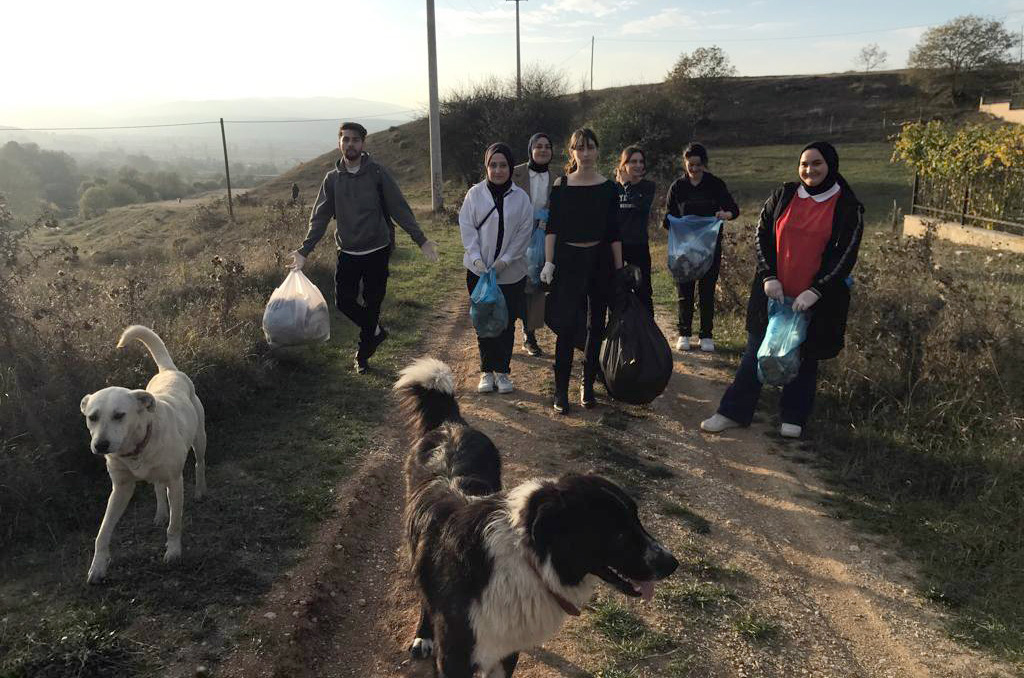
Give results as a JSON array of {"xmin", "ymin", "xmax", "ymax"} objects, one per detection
[
  {"xmin": 526, "ymin": 556, "xmax": 581, "ymax": 617},
  {"xmin": 119, "ymin": 423, "xmax": 152, "ymax": 459}
]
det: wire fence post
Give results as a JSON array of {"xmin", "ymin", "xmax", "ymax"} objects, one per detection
[{"xmin": 220, "ymin": 118, "xmax": 234, "ymax": 220}]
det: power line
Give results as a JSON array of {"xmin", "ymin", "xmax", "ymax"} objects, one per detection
[
  {"xmin": 598, "ymin": 22, "xmax": 938, "ymax": 44},
  {"xmin": 1, "ymin": 109, "xmax": 421, "ymax": 133}
]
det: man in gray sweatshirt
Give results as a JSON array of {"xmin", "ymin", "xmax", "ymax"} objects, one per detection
[{"xmin": 290, "ymin": 121, "xmax": 439, "ymax": 373}]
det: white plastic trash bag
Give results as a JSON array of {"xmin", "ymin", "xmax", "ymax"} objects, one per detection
[{"xmin": 262, "ymin": 270, "xmax": 331, "ymax": 347}]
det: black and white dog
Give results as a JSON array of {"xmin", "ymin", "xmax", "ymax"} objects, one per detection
[{"xmin": 394, "ymin": 358, "xmax": 678, "ymax": 678}]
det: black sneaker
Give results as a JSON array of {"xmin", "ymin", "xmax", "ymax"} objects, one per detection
[
  {"xmin": 364, "ymin": 325, "xmax": 389, "ymax": 360},
  {"xmin": 580, "ymin": 382, "xmax": 596, "ymax": 409},
  {"xmin": 523, "ymin": 337, "xmax": 543, "ymax": 357},
  {"xmin": 354, "ymin": 352, "xmax": 368, "ymax": 374},
  {"xmin": 553, "ymin": 391, "xmax": 569, "ymax": 414}
]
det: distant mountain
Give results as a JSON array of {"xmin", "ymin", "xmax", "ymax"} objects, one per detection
[{"xmin": 0, "ymin": 97, "xmax": 419, "ymax": 167}]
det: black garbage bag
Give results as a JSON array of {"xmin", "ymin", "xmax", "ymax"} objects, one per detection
[{"xmin": 600, "ymin": 288, "xmax": 672, "ymax": 405}]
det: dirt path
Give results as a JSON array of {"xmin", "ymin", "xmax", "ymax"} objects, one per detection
[{"xmin": 215, "ymin": 298, "xmax": 1016, "ymax": 678}]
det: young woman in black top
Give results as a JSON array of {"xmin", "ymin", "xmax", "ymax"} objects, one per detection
[
  {"xmin": 540, "ymin": 128, "xmax": 624, "ymax": 413},
  {"xmin": 664, "ymin": 143, "xmax": 739, "ymax": 352},
  {"xmin": 615, "ymin": 146, "xmax": 656, "ymax": 315}
]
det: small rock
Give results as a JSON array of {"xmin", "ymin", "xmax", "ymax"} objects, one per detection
[
  {"xmin": 358, "ymin": 598, "xmax": 367, "ymax": 607},
  {"xmin": 195, "ymin": 666, "xmax": 210, "ymax": 677},
  {"xmin": 849, "ymin": 544, "xmax": 860, "ymax": 552},
  {"xmin": 264, "ymin": 612, "xmax": 277, "ymax": 620}
]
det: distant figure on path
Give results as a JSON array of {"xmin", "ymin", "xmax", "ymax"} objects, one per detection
[
  {"xmin": 288, "ymin": 121, "xmax": 440, "ymax": 374},
  {"xmin": 700, "ymin": 141, "xmax": 863, "ymax": 439},
  {"xmin": 291, "ymin": 182, "xmax": 300, "ymax": 203}
]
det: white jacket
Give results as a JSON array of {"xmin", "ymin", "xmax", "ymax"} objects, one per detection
[{"xmin": 459, "ymin": 181, "xmax": 533, "ymax": 285}]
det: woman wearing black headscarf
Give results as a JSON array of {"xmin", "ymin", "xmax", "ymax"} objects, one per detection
[
  {"xmin": 511, "ymin": 132, "xmax": 561, "ymax": 356},
  {"xmin": 701, "ymin": 142, "xmax": 863, "ymax": 438},
  {"xmin": 459, "ymin": 143, "xmax": 534, "ymax": 394}
]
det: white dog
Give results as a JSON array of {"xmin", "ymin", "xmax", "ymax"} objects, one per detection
[{"xmin": 80, "ymin": 325, "xmax": 207, "ymax": 583}]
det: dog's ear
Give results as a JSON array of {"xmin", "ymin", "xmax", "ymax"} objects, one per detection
[
  {"xmin": 132, "ymin": 390, "xmax": 156, "ymax": 413},
  {"xmin": 529, "ymin": 491, "xmax": 565, "ymax": 549},
  {"xmin": 80, "ymin": 393, "xmax": 92, "ymax": 415}
]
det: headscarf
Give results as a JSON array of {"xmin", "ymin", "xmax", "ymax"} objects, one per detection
[
  {"xmin": 527, "ymin": 132, "xmax": 551, "ymax": 173},
  {"xmin": 800, "ymin": 141, "xmax": 840, "ymax": 196},
  {"xmin": 484, "ymin": 142, "xmax": 514, "ymax": 220}
]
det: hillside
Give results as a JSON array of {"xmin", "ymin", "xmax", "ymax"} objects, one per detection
[{"xmin": 255, "ymin": 68, "xmax": 980, "ymax": 203}]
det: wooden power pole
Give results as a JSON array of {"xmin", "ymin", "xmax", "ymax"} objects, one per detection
[
  {"xmin": 219, "ymin": 118, "xmax": 234, "ymax": 220},
  {"xmin": 590, "ymin": 36, "xmax": 595, "ymax": 90},
  {"xmin": 426, "ymin": 0, "xmax": 443, "ymax": 212}
]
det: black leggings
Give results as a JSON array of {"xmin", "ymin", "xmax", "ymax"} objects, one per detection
[
  {"xmin": 676, "ymin": 232, "xmax": 723, "ymax": 338},
  {"xmin": 549, "ymin": 243, "xmax": 612, "ymax": 385}
]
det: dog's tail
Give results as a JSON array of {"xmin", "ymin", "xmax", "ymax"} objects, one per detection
[
  {"xmin": 117, "ymin": 325, "xmax": 177, "ymax": 372},
  {"xmin": 393, "ymin": 357, "xmax": 461, "ymax": 439}
]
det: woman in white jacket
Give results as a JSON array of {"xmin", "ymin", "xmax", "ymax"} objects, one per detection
[{"xmin": 460, "ymin": 143, "xmax": 534, "ymax": 394}]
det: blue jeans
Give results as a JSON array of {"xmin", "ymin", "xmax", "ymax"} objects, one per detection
[{"xmin": 717, "ymin": 332, "xmax": 819, "ymax": 427}]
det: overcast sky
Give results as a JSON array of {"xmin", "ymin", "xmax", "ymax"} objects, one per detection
[{"xmin": 3, "ymin": 0, "xmax": 1024, "ymax": 126}]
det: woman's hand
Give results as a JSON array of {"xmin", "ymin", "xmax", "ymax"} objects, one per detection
[
  {"xmin": 540, "ymin": 262, "xmax": 555, "ymax": 284},
  {"xmin": 715, "ymin": 210, "xmax": 733, "ymax": 221},
  {"xmin": 471, "ymin": 259, "xmax": 487, "ymax": 275},
  {"xmin": 493, "ymin": 259, "xmax": 508, "ymax": 273},
  {"xmin": 763, "ymin": 279, "xmax": 784, "ymax": 301},
  {"xmin": 792, "ymin": 289, "xmax": 820, "ymax": 311}
]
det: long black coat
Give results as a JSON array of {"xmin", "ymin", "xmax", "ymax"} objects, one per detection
[{"xmin": 745, "ymin": 180, "xmax": 864, "ymax": 360}]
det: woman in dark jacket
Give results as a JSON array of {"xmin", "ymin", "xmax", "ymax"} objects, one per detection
[
  {"xmin": 615, "ymin": 145, "xmax": 656, "ymax": 314},
  {"xmin": 664, "ymin": 143, "xmax": 739, "ymax": 352},
  {"xmin": 701, "ymin": 141, "xmax": 863, "ymax": 438}
]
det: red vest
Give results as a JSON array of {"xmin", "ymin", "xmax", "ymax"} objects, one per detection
[{"xmin": 775, "ymin": 191, "xmax": 839, "ymax": 297}]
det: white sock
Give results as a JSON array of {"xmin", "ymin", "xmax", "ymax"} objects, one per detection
[{"xmin": 374, "ymin": 325, "xmax": 382, "ymax": 336}]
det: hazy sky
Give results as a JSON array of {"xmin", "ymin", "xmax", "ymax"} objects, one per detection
[{"xmin": 4, "ymin": 0, "xmax": 1024, "ymax": 125}]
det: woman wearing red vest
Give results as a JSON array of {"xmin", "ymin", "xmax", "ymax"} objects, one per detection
[{"xmin": 701, "ymin": 142, "xmax": 863, "ymax": 438}]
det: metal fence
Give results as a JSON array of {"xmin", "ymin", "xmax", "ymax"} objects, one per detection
[{"xmin": 911, "ymin": 171, "xmax": 1024, "ymax": 236}]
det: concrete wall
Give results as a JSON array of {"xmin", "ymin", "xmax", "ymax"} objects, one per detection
[
  {"xmin": 903, "ymin": 215, "xmax": 1024, "ymax": 253},
  {"xmin": 979, "ymin": 101, "xmax": 1024, "ymax": 125}
]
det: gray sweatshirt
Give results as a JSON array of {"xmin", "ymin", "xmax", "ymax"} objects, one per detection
[{"xmin": 298, "ymin": 153, "xmax": 427, "ymax": 256}]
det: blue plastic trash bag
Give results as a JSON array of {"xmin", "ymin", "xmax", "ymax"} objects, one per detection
[
  {"xmin": 666, "ymin": 215, "xmax": 723, "ymax": 282},
  {"xmin": 526, "ymin": 226, "xmax": 546, "ymax": 287},
  {"xmin": 756, "ymin": 298, "xmax": 810, "ymax": 386},
  {"xmin": 470, "ymin": 268, "xmax": 509, "ymax": 339}
]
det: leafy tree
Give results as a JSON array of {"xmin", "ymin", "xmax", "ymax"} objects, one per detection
[
  {"xmin": 908, "ymin": 15, "xmax": 1017, "ymax": 99},
  {"xmin": 78, "ymin": 183, "xmax": 142, "ymax": 218},
  {"xmin": 665, "ymin": 46, "xmax": 737, "ymax": 128},
  {"xmin": 855, "ymin": 43, "xmax": 888, "ymax": 73},
  {"xmin": 440, "ymin": 65, "xmax": 572, "ymax": 185},
  {"xmin": 590, "ymin": 90, "xmax": 689, "ymax": 176},
  {"xmin": 0, "ymin": 141, "xmax": 79, "ymax": 216}
]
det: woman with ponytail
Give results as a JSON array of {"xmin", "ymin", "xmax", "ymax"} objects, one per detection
[
  {"xmin": 614, "ymin": 145, "xmax": 656, "ymax": 314},
  {"xmin": 700, "ymin": 141, "xmax": 863, "ymax": 439},
  {"xmin": 540, "ymin": 128, "xmax": 624, "ymax": 414}
]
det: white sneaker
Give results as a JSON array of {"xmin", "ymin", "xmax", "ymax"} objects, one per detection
[
  {"xmin": 700, "ymin": 413, "xmax": 740, "ymax": 433},
  {"xmin": 477, "ymin": 373, "xmax": 495, "ymax": 393},
  {"xmin": 700, "ymin": 338, "xmax": 715, "ymax": 352},
  {"xmin": 495, "ymin": 373, "xmax": 515, "ymax": 394},
  {"xmin": 676, "ymin": 336, "xmax": 691, "ymax": 351},
  {"xmin": 780, "ymin": 423, "xmax": 802, "ymax": 438}
]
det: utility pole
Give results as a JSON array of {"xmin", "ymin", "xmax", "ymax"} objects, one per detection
[
  {"xmin": 219, "ymin": 118, "xmax": 233, "ymax": 220},
  {"xmin": 507, "ymin": 0, "xmax": 526, "ymax": 98},
  {"xmin": 590, "ymin": 36, "xmax": 595, "ymax": 90},
  {"xmin": 426, "ymin": 0, "xmax": 443, "ymax": 212}
]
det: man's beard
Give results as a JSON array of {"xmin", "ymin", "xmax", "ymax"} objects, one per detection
[{"xmin": 345, "ymin": 149, "xmax": 361, "ymax": 162}]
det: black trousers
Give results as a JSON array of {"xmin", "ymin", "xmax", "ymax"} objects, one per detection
[
  {"xmin": 621, "ymin": 242, "xmax": 653, "ymax": 317},
  {"xmin": 467, "ymin": 271, "xmax": 526, "ymax": 374},
  {"xmin": 550, "ymin": 243, "xmax": 612, "ymax": 386},
  {"xmin": 676, "ymin": 232, "xmax": 723, "ymax": 338},
  {"xmin": 335, "ymin": 248, "xmax": 390, "ymax": 355},
  {"xmin": 717, "ymin": 331, "xmax": 820, "ymax": 427}
]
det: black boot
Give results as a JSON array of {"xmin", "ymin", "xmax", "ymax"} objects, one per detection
[
  {"xmin": 523, "ymin": 330, "xmax": 543, "ymax": 357},
  {"xmin": 553, "ymin": 369, "xmax": 570, "ymax": 414}
]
